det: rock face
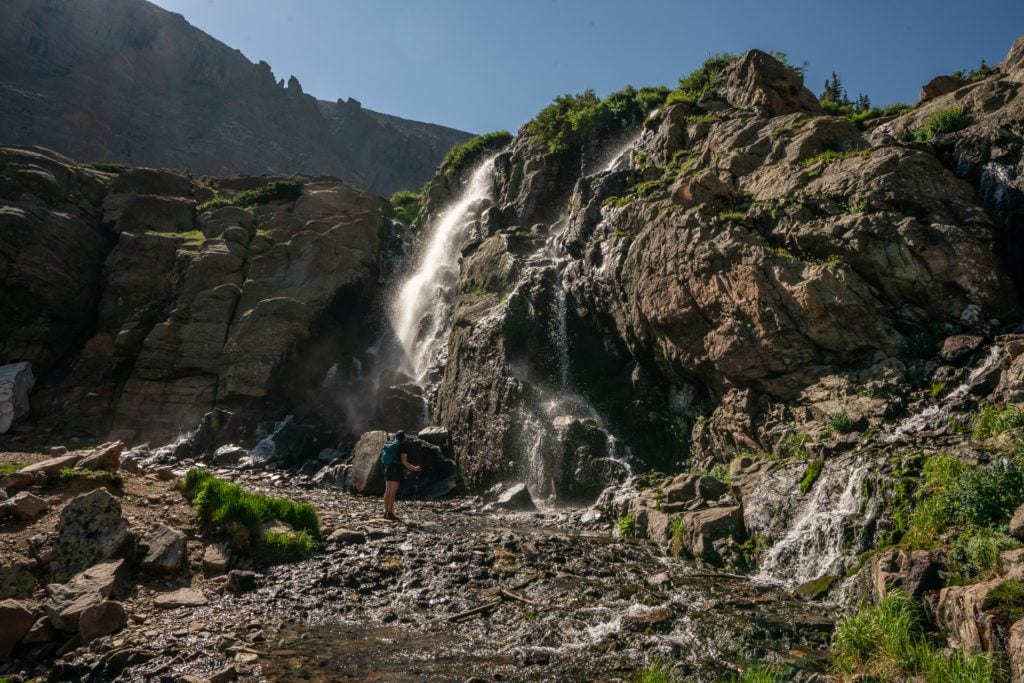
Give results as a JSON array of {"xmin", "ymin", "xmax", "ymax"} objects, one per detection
[
  {"xmin": 0, "ymin": 145, "xmax": 386, "ymax": 447},
  {"xmin": 0, "ymin": 0, "xmax": 470, "ymax": 196},
  {"xmin": 414, "ymin": 46, "xmax": 1021, "ymax": 490},
  {"xmin": 0, "ymin": 361, "xmax": 34, "ymax": 433}
]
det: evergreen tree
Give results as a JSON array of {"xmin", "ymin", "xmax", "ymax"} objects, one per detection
[
  {"xmin": 820, "ymin": 72, "xmax": 849, "ymax": 105},
  {"xmin": 854, "ymin": 93, "xmax": 871, "ymax": 113}
]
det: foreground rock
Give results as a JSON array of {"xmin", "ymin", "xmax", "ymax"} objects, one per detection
[
  {"xmin": 0, "ymin": 599, "xmax": 35, "ymax": 658},
  {"xmin": 139, "ymin": 524, "xmax": 187, "ymax": 575},
  {"xmin": 49, "ymin": 489, "xmax": 131, "ymax": 582},
  {"xmin": 44, "ymin": 560, "xmax": 129, "ymax": 632}
]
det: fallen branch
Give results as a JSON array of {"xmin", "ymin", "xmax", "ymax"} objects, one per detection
[
  {"xmin": 498, "ymin": 589, "xmax": 541, "ymax": 607},
  {"xmin": 447, "ymin": 599, "xmax": 501, "ymax": 622}
]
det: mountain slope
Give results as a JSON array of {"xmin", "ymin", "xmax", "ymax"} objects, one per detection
[{"xmin": 0, "ymin": 0, "xmax": 471, "ymax": 195}]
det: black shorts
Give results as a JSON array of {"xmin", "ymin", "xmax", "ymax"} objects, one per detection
[{"xmin": 383, "ymin": 463, "xmax": 404, "ymax": 482}]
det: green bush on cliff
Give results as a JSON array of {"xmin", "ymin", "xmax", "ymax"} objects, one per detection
[
  {"xmin": 971, "ymin": 403, "xmax": 1024, "ymax": 440},
  {"xmin": 389, "ymin": 189, "xmax": 423, "ymax": 225},
  {"xmin": 617, "ymin": 514, "xmax": 637, "ymax": 539},
  {"xmin": 183, "ymin": 469, "xmax": 321, "ymax": 557},
  {"xmin": 525, "ymin": 85, "xmax": 669, "ymax": 154},
  {"xmin": 196, "ymin": 178, "xmax": 305, "ymax": 213},
  {"xmin": 440, "ymin": 130, "xmax": 513, "ymax": 175},
  {"xmin": 665, "ymin": 53, "xmax": 737, "ymax": 106},
  {"xmin": 912, "ymin": 106, "xmax": 971, "ymax": 141}
]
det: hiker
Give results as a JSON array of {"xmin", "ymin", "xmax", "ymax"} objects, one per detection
[{"xmin": 381, "ymin": 430, "xmax": 420, "ymax": 520}]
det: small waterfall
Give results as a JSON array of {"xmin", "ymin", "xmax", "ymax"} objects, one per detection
[
  {"xmin": 885, "ymin": 344, "xmax": 1003, "ymax": 442},
  {"xmin": 391, "ymin": 157, "xmax": 497, "ymax": 381},
  {"xmin": 757, "ymin": 460, "xmax": 870, "ymax": 585},
  {"xmin": 554, "ymin": 269, "xmax": 571, "ymax": 392}
]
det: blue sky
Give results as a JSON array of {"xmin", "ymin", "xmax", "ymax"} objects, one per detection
[{"xmin": 150, "ymin": 0, "xmax": 1023, "ymax": 134}]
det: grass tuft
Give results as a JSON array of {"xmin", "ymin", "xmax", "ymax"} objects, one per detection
[{"xmin": 912, "ymin": 107, "xmax": 971, "ymax": 141}]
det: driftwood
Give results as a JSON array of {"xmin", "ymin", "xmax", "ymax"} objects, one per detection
[{"xmin": 445, "ymin": 589, "xmax": 545, "ymax": 623}]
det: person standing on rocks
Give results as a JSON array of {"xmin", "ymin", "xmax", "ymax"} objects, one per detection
[{"xmin": 381, "ymin": 430, "xmax": 420, "ymax": 521}]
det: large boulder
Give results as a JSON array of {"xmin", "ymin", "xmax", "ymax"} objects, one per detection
[
  {"xmin": 44, "ymin": 560, "xmax": 129, "ymax": 632},
  {"xmin": 935, "ymin": 581, "xmax": 1003, "ymax": 652},
  {"xmin": 871, "ymin": 549, "xmax": 945, "ymax": 602},
  {"xmin": 678, "ymin": 506, "xmax": 746, "ymax": 565},
  {"xmin": 662, "ymin": 474, "xmax": 729, "ymax": 509},
  {"xmin": 719, "ymin": 49, "xmax": 822, "ymax": 116},
  {"xmin": 2, "ymin": 491, "xmax": 48, "ymax": 520},
  {"xmin": 139, "ymin": 524, "xmax": 187, "ymax": 575},
  {"xmin": 0, "ymin": 361, "xmax": 35, "ymax": 434},
  {"xmin": 0, "ymin": 599, "xmax": 35, "ymax": 658},
  {"xmin": 49, "ymin": 489, "xmax": 131, "ymax": 582},
  {"xmin": 347, "ymin": 430, "xmax": 388, "ymax": 496},
  {"xmin": 77, "ymin": 441, "xmax": 125, "ymax": 472},
  {"xmin": 919, "ymin": 75, "xmax": 969, "ymax": 102}
]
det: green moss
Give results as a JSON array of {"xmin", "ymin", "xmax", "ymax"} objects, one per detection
[
  {"xmin": 796, "ymin": 574, "xmax": 837, "ymax": 598},
  {"xmin": 146, "ymin": 229, "xmax": 206, "ymax": 245},
  {"xmin": 770, "ymin": 246, "xmax": 797, "ymax": 262},
  {"xmin": 799, "ymin": 459, "xmax": 824, "ymax": 494},
  {"xmin": 183, "ymin": 470, "xmax": 320, "ymax": 557},
  {"xmin": 440, "ymin": 130, "xmax": 513, "ymax": 175},
  {"xmin": 930, "ymin": 381, "xmax": 947, "ymax": 399},
  {"xmin": 802, "ymin": 148, "xmax": 868, "ymax": 169},
  {"xmin": 0, "ymin": 462, "xmax": 23, "ymax": 476},
  {"xmin": 824, "ymin": 411, "xmax": 854, "ymax": 435},
  {"xmin": 196, "ymin": 178, "xmax": 305, "ymax": 213}
]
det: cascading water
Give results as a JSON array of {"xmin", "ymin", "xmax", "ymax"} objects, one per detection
[
  {"xmin": 757, "ymin": 460, "xmax": 870, "ymax": 585},
  {"xmin": 391, "ymin": 158, "xmax": 497, "ymax": 381}
]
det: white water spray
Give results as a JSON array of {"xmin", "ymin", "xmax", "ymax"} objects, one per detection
[{"xmin": 391, "ymin": 158, "xmax": 497, "ymax": 380}]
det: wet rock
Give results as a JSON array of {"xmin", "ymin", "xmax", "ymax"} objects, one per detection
[
  {"xmin": 679, "ymin": 506, "xmax": 745, "ymax": 565},
  {"xmin": 78, "ymin": 442, "xmax": 125, "ymax": 473},
  {"xmin": 210, "ymin": 664, "xmax": 239, "ymax": 683},
  {"xmin": 79, "ymin": 600, "xmax": 126, "ymax": 643},
  {"xmin": 919, "ymin": 75, "xmax": 969, "ymax": 102},
  {"xmin": 375, "ymin": 384, "xmax": 428, "ymax": 433},
  {"xmin": 795, "ymin": 575, "xmax": 837, "ymax": 600},
  {"xmin": 226, "ymin": 570, "xmax": 258, "ymax": 594},
  {"xmin": 0, "ymin": 599, "xmax": 35, "ymax": 658},
  {"xmin": 50, "ymin": 488, "xmax": 131, "ymax": 582},
  {"xmin": 2, "ymin": 491, "xmax": 48, "ymax": 520},
  {"xmin": 45, "ymin": 560, "xmax": 129, "ymax": 632},
  {"xmin": 871, "ymin": 548, "xmax": 945, "ymax": 602},
  {"xmin": 347, "ymin": 430, "xmax": 388, "ymax": 496},
  {"xmin": 327, "ymin": 528, "xmax": 366, "ymax": 545},
  {"xmin": 203, "ymin": 544, "xmax": 232, "ymax": 575},
  {"xmin": 312, "ymin": 462, "xmax": 348, "ymax": 489},
  {"xmin": 622, "ymin": 605, "xmax": 673, "ymax": 630},
  {"xmin": 154, "ymin": 587, "xmax": 208, "ymax": 608},
  {"xmin": 485, "ymin": 483, "xmax": 535, "ymax": 511},
  {"xmin": 139, "ymin": 524, "xmax": 187, "ymax": 575},
  {"xmin": 514, "ymin": 646, "xmax": 552, "ymax": 665},
  {"xmin": 0, "ymin": 555, "xmax": 36, "ymax": 599},
  {"xmin": 0, "ymin": 361, "xmax": 35, "ymax": 434},
  {"xmin": 18, "ymin": 453, "xmax": 82, "ymax": 478},
  {"xmin": 646, "ymin": 572, "xmax": 671, "ymax": 587}
]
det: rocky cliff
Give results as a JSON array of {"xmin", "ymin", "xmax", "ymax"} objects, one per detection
[
  {"xmin": 0, "ymin": 145, "xmax": 396, "ymax": 452},
  {"xmin": 0, "ymin": 0, "xmax": 471, "ymax": 196},
  {"xmin": 417, "ymin": 42, "xmax": 1024, "ymax": 494}
]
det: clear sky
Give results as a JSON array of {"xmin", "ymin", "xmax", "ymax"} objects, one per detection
[{"xmin": 149, "ymin": 0, "xmax": 1023, "ymax": 135}]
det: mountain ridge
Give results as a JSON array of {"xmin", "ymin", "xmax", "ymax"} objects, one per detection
[{"xmin": 0, "ymin": 0, "xmax": 472, "ymax": 196}]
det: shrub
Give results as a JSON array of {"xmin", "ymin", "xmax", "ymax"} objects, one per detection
[
  {"xmin": 196, "ymin": 178, "xmax": 305, "ymax": 213},
  {"xmin": 440, "ymin": 130, "xmax": 513, "ymax": 175},
  {"xmin": 524, "ymin": 86, "xmax": 669, "ymax": 154},
  {"xmin": 824, "ymin": 412, "xmax": 854, "ymax": 435},
  {"xmin": 617, "ymin": 514, "xmax": 637, "ymax": 539},
  {"xmin": 184, "ymin": 469, "xmax": 321, "ymax": 556},
  {"xmin": 389, "ymin": 189, "xmax": 422, "ymax": 225},
  {"xmin": 633, "ymin": 660, "xmax": 676, "ymax": 683},
  {"xmin": 949, "ymin": 528, "xmax": 1019, "ymax": 581},
  {"xmin": 779, "ymin": 432, "xmax": 812, "ymax": 460},
  {"xmin": 848, "ymin": 102, "xmax": 914, "ymax": 128},
  {"xmin": 947, "ymin": 458, "xmax": 1024, "ymax": 527},
  {"xmin": 800, "ymin": 459, "xmax": 824, "ymax": 495},
  {"xmin": 989, "ymin": 579, "xmax": 1024, "ymax": 621},
  {"xmin": 912, "ymin": 107, "xmax": 970, "ymax": 141},
  {"xmin": 666, "ymin": 53, "xmax": 737, "ymax": 106},
  {"xmin": 971, "ymin": 403, "xmax": 1024, "ymax": 440},
  {"xmin": 802, "ymin": 148, "xmax": 867, "ymax": 169},
  {"xmin": 260, "ymin": 530, "xmax": 315, "ymax": 563},
  {"xmin": 728, "ymin": 665, "xmax": 787, "ymax": 683}
]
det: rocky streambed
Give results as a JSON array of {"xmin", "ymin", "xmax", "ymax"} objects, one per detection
[{"xmin": 1, "ymin": 455, "xmax": 836, "ymax": 682}]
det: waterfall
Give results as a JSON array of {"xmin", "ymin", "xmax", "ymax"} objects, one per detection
[
  {"xmin": 391, "ymin": 157, "xmax": 497, "ymax": 381},
  {"xmin": 885, "ymin": 344, "xmax": 1003, "ymax": 442},
  {"xmin": 757, "ymin": 460, "xmax": 870, "ymax": 585}
]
